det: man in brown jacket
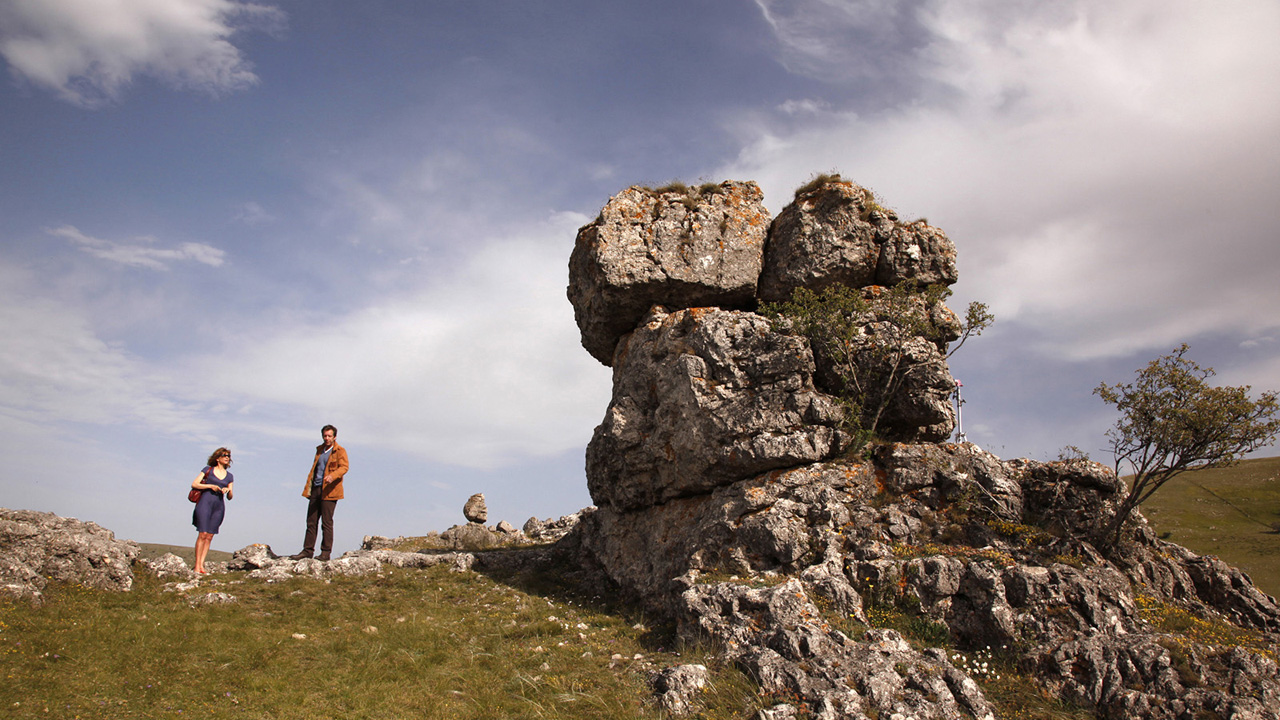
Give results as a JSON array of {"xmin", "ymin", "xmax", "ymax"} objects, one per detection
[{"xmin": 290, "ymin": 424, "xmax": 349, "ymax": 561}]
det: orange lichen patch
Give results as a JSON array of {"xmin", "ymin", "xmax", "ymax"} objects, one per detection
[{"xmin": 873, "ymin": 467, "xmax": 889, "ymax": 495}]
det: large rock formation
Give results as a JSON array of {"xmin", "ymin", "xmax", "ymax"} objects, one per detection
[
  {"xmin": 565, "ymin": 176, "xmax": 1280, "ymax": 720},
  {"xmin": 0, "ymin": 508, "xmax": 139, "ymax": 603},
  {"xmin": 568, "ymin": 181, "xmax": 770, "ymax": 365}
]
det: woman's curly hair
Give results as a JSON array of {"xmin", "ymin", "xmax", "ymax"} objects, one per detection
[{"xmin": 206, "ymin": 447, "xmax": 232, "ymax": 467}]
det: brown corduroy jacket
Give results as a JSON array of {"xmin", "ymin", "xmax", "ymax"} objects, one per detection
[{"xmin": 302, "ymin": 442, "xmax": 348, "ymax": 500}]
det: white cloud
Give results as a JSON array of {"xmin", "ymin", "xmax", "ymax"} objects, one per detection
[
  {"xmin": 0, "ymin": 262, "xmax": 208, "ymax": 435},
  {"xmin": 2, "ymin": 208, "xmax": 612, "ymax": 474},
  {"xmin": 184, "ymin": 211, "xmax": 612, "ymax": 469},
  {"xmin": 0, "ymin": 0, "xmax": 283, "ymax": 106},
  {"xmin": 727, "ymin": 0, "xmax": 1280, "ymax": 361},
  {"xmin": 51, "ymin": 225, "xmax": 226, "ymax": 270}
]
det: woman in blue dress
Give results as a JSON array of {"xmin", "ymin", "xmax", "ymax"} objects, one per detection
[{"xmin": 191, "ymin": 447, "xmax": 234, "ymax": 574}]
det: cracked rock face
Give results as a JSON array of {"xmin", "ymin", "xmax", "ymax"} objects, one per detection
[
  {"xmin": 682, "ymin": 579, "xmax": 993, "ymax": 720},
  {"xmin": 586, "ymin": 306, "xmax": 848, "ymax": 511},
  {"xmin": 568, "ymin": 181, "xmax": 770, "ymax": 366}
]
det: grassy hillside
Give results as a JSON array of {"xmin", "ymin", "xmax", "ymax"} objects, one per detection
[
  {"xmin": 2, "ymin": 550, "xmax": 1103, "ymax": 720},
  {"xmin": 1140, "ymin": 455, "xmax": 1280, "ymax": 598},
  {"xmin": 0, "ymin": 551, "xmax": 778, "ymax": 720},
  {"xmin": 6, "ymin": 463, "xmax": 1277, "ymax": 720}
]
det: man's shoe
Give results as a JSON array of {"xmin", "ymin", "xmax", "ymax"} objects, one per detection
[
  {"xmin": 289, "ymin": 552, "xmax": 312, "ymax": 560},
  {"xmin": 317, "ymin": 552, "xmax": 331, "ymax": 561}
]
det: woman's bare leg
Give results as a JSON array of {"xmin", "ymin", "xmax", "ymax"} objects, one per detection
[{"xmin": 195, "ymin": 532, "xmax": 212, "ymax": 573}]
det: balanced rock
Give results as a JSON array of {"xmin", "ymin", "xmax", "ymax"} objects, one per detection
[
  {"xmin": 463, "ymin": 493, "xmax": 488, "ymax": 524},
  {"xmin": 586, "ymin": 306, "xmax": 847, "ymax": 511},
  {"xmin": 568, "ymin": 181, "xmax": 770, "ymax": 365},
  {"xmin": 758, "ymin": 178, "xmax": 957, "ymax": 303}
]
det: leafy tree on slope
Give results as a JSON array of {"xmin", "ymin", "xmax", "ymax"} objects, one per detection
[{"xmin": 1094, "ymin": 344, "xmax": 1280, "ymax": 551}]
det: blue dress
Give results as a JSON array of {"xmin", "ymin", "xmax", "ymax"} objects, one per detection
[{"xmin": 192, "ymin": 467, "xmax": 233, "ymax": 534}]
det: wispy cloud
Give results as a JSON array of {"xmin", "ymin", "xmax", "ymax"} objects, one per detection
[
  {"xmin": 51, "ymin": 225, "xmax": 226, "ymax": 270},
  {"xmin": 0, "ymin": 262, "xmax": 206, "ymax": 435},
  {"xmin": 0, "ymin": 0, "xmax": 284, "ymax": 106},
  {"xmin": 233, "ymin": 201, "xmax": 275, "ymax": 226},
  {"xmin": 181, "ymin": 211, "xmax": 611, "ymax": 468},
  {"xmin": 752, "ymin": 0, "xmax": 928, "ymax": 83}
]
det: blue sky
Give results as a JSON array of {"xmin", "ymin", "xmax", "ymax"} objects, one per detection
[{"xmin": 2, "ymin": 0, "xmax": 1278, "ymax": 555}]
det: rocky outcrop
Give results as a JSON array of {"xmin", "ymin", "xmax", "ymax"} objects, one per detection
[
  {"xmin": 587, "ymin": 306, "xmax": 848, "ymax": 511},
  {"xmin": 0, "ymin": 508, "xmax": 139, "ymax": 603},
  {"xmin": 568, "ymin": 181, "xmax": 770, "ymax": 365},
  {"xmin": 683, "ymin": 580, "xmax": 992, "ymax": 720},
  {"xmin": 758, "ymin": 179, "xmax": 957, "ymax": 303},
  {"xmin": 565, "ymin": 176, "xmax": 1280, "ymax": 720},
  {"xmin": 570, "ymin": 441, "xmax": 1280, "ymax": 719}
]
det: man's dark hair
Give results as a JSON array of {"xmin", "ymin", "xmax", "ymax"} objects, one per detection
[{"xmin": 321, "ymin": 424, "xmax": 337, "ymax": 436}]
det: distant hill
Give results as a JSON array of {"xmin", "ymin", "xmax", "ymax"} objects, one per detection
[
  {"xmin": 1141, "ymin": 455, "xmax": 1280, "ymax": 598},
  {"xmin": 136, "ymin": 542, "xmax": 234, "ymax": 567}
]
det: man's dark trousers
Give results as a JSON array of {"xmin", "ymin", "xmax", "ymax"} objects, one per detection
[{"xmin": 303, "ymin": 495, "xmax": 338, "ymax": 557}]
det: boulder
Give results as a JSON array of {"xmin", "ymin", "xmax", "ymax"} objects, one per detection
[
  {"xmin": 137, "ymin": 552, "xmax": 195, "ymax": 580},
  {"xmin": 228, "ymin": 543, "xmax": 281, "ymax": 570},
  {"xmin": 463, "ymin": 493, "xmax": 488, "ymax": 524},
  {"xmin": 568, "ymin": 181, "xmax": 770, "ymax": 365},
  {"xmin": 757, "ymin": 178, "xmax": 957, "ymax": 303},
  {"xmin": 523, "ymin": 509, "xmax": 592, "ymax": 543},
  {"xmin": 651, "ymin": 663, "xmax": 710, "ymax": 716},
  {"xmin": 0, "ymin": 508, "xmax": 139, "ymax": 603},
  {"xmin": 586, "ymin": 306, "xmax": 848, "ymax": 511},
  {"xmin": 440, "ymin": 523, "xmax": 501, "ymax": 551}
]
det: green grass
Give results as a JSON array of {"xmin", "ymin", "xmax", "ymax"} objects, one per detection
[
  {"xmin": 0, "ymin": 560, "xmax": 762, "ymax": 719},
  {"xmin": 1139, "ymin": 455, "xmax": 1280, "ymax": 598}
]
